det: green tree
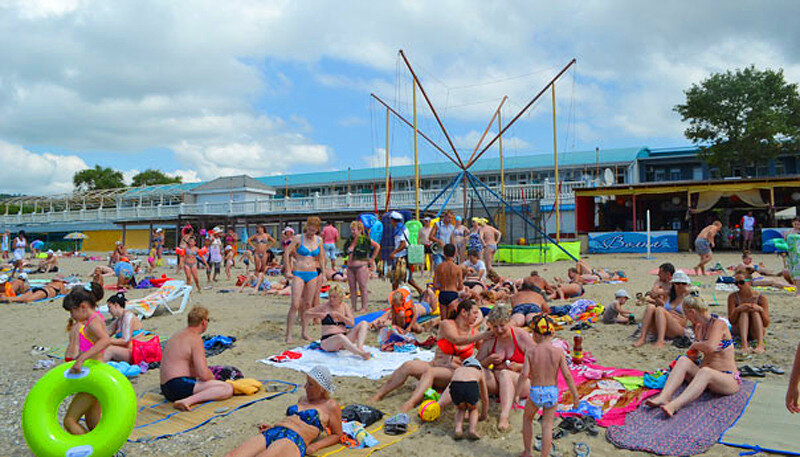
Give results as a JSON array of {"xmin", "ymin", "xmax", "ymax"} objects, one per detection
[
  {"xmin": 674, "ymin": 66, "xmax": 800, "ymax": 174},
  {"xmin": 131, "ymin": 169, "xmax": 182, "ymax": 187},
  {"xmin": 73, "ymin": 165, "xmax": 125, "ymax": 191}
]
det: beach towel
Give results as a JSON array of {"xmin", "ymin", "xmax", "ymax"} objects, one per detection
[
  {"xmin": 98, "ymin": 280, "xmax": 192, "ymax": 319},
  {"xmin": 311, "ymin": 422, "xmax": 420, "ymax": 457},
  {"xmin": 556, "ymin": 362, "xmax": 659, "ymax": 427},
  {"xmin": 129, "ymin": 380, "xmax": 296, "ymax": 442},
  {"xmin": 720, "ymin": 382, "xmax": 800, "ymax": 456},
  {"xmin": 606, "ymin": 380, "xmax": 755, "ymax": 456},
  {"xmin": 259, "ymin": 345, "xmax": 434, "ymax": 380}
]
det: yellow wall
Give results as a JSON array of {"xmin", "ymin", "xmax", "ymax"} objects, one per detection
[{"xmin": 83, "ymin": 229, "xmax": 151, "ymax": 251}]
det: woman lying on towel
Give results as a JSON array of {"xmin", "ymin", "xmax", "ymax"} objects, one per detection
[
  {"xmin": 1, "ymin": 277, "xmax": 69, "ymax": 303},
  {"xmin": 103, "ymin": 292, "xmax": 151, "ymax": 362},
  {"xmin": 645, "ymin": 293, "xmax": 740, "ymax": 417},
  {"xmin": 370, "ymin": 299, "xmax": 489, "ymax": 409},
  {"xmin": 225, "ymin": 366, "xmax": 343, "ymax": 457},
  {"xmin": 304, "ymin": 285, "xmax": 371, "ymax": 360},
  {"xmin": 633, "ymin": 270, "xmax": 691, "ymax": 348}
]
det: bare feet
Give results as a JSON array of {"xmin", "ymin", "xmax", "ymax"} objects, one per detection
[
  {"xmin": 741, "ymin": 346, "xmax": 751, "ymax": 354},
  {"xmin": 754, "ymin": 345, "xmax": 765, "ymax": 354},
  {"xmin": 301, "ymin": 333, "xmax": 312, "ymax": 342},
  {"xmin": 632, "ymin": 339, "xmax": 646, "ymax": 348},
  {"xmin": 660, "ymin": 404, "xmax": 675, "ymax": 418},
  {"xmin": 369, "ymin": 393, "xmax": 382, "ymax": 403},
  {"xmin": 467, "ymin": 431, "xmax": 481, "ymax": 440},
  {"xmin": 454, "ymin": 431, "xmax": 464, "ymax": 441},
  {"xmin": 645, "ymin": 397, "xmax": 665, "ymax": 408},
  {"xmin": 498, "ymin": 418, "xmax": 510, "ymax": 431},
  {"xmin": 174, "ymin": 400, "xmax": 191, "ymax": 411},
  {"xmin": 654, "ymin": 341, "xmax": 666, "ymax": 348},
  {"xmin": 520, "ymin": 452, "xmax": 533, "ymax": 457}
]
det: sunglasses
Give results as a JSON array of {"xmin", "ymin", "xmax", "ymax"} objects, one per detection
[{"xmin": 735, "ymin": 279, "xmax": 751, "ymax": 285}]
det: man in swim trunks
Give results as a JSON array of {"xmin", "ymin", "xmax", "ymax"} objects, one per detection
[
  {"xmin": 160, "ymin": 306, "xmax": 233, "ymax": 410},
  {"xmin": 510, "ymin": 276, "xmax": 549, "ymax": 327},
  {"xmin": 434, "ymin": 243, "xmax": 463, "ymax": 315},
  {"xmin": 694, "ymin": 220, "xmax": 722, "ymax": 276},
  {"xmin": 321, "ymin": 221, "xmax": 339, "ymax": 269}
]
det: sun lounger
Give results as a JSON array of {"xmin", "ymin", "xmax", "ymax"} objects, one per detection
[{"xmin": 99, "ymin": 280, "xmax": 192, "ymax": 319}]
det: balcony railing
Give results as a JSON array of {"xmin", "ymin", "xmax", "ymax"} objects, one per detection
[{"xmin": 0, "ymin": 181, "xmax": 587, "ymax": 225}]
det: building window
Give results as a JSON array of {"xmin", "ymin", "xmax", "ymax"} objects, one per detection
[
  {"xmin": 654, "ymin": 168, "xmax": 665, "ymax": 181},
  {"xmin": 669, "ymin": 168, "xmax": 681, "ymax": 181},
  {"xmin": 693, "ymin": 167, "xmax": 703, "ymax": 180}
]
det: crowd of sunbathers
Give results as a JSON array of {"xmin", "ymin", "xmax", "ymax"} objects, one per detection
[{"xmin": 16, "ymin": 213, "xmax": 800, "ymax": 457}]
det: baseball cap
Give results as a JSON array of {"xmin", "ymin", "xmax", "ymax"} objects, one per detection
[
  {"xmin": 615, "ymin": 289, "xmax": 630, "ymax": 299},
  {"xmin": 283, "ymin": 226, "xmax": 295, "ymax": 234},
  {"xmin": 389, "ymin": 211, "xmax": 403, "ymax": 221}
]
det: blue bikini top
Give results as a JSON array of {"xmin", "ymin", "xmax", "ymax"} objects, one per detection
[
  {"xmin": 286, "ymin": 404, "xmax": 323, "ymax": 431},
  {"xmin": 296, "ymin": 235, "xmax": 320, "ymax": 257}
]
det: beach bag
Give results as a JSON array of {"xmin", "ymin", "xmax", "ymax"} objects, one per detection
[
  {"xmin": 131, "ymin": 335, "xmax": 162, "ymax": 365},
  {"xmin": 236, "ymin": 275, "xmax": 247, "ymax": 287},
  {"xmin": 407, "ymin": 244, "xmax": 424, "ymax": 265},
  {"xmin": 342, "ymin": 404, "xmax": 384, "ymax": 427}
]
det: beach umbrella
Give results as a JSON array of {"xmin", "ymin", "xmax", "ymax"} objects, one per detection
[{"xmin": 63, "ymin": 232, "xmax": 89, "ymax": 251}]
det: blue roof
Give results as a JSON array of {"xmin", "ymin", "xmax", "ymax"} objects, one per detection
[{"xmin": 257, "ymin": 146, "xmax": 648, "ymax": 187}]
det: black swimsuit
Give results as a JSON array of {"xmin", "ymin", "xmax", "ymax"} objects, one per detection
[{"xmin": 321, "ymin": 314, "xmax": 347, "ymax": 340}]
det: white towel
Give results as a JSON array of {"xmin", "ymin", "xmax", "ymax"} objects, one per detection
[{"xmin": 258, "ymin": 345, "xmax": 434, "ymax": 380}]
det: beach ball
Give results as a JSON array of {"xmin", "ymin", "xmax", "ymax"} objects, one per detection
[
  {"xmin": 517, "ymin": 237, "xmax": 527, "ymax": 245},
  {"xmin": 418, "ymin": 400, "xmax": 441, "ymax": 422}
]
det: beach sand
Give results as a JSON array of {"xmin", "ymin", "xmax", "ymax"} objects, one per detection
[{"xmin": 2, "ymin": 251, "xmax": 795, "ymax": 456}]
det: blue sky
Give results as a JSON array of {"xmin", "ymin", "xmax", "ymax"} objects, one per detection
[{"xmin": 0, "ymin": 1, "xmax": 798, "ymax": 194}]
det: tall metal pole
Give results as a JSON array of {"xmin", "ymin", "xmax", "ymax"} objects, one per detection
[
  {"xmin": 413, "ymin": 79, "xmax": 420, "ymax": 221},
  {"xmin": 595, "ymin": 147, "xmax": 599, "ymax": 179},
  {"xmin": 498, "ymin": 108, "xmax": 505, "ymax": 235},
  {"xmin": 552, "ymin": 85, "xmax": 560, "ymax": 242},
  {"xmin": 385, "ymin": 108, "xmax": 390, "ymax": 208}
]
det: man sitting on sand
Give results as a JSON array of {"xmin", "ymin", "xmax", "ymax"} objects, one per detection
[
  {"xmin": 160, "ymin": 306, "xmax": 233, "ymax": 410},
  {"xmin": 643, "ymin": 262, "xmax": 674, "ymax": 306},
  {"xmin": 694, "ymin": 221, "xmax": 722, "ymax": 275}
]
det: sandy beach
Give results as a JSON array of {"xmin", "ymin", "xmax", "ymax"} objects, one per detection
[{"xmin": 2, "ymin": 251, "xmax": 795, "ymax": 457}]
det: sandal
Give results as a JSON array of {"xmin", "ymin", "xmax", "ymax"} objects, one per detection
[
  {"xmin": 739, "ymin": 365, "xmax": 765, "ymax": 378},
  {"xmin": 558, "ymin": 416, "xmax": 585, "ymax": 434},
  {"xmin": 582, "ymin": 416, "xmax": 599, "ymax": 436},
  {"xmin": 384, "ymin": 413, "xmax": 409, "ymax": 435},
  {"xmin": 574, "ymin": 442, "xmax": 591, "ymax": 457},
  {"xmin": 534, "ymin": 438, "xmax": 561, "ymax": 456},
  {"xmin": 760, "ymin": 364, "xmax": 785, "ymax": 375}
]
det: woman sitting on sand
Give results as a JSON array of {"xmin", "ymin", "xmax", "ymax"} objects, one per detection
[
  {"xmin": 344, "ymin": 220, "xmax": 380, "ymax": 313},
  {"xmin": 284, "ymin": 216, "xmax": 326, "ymax": 343},
  {"xmin": 645, "ymin": 294, "xmax": 740, "ymax": 417},
  {"xmin": 225, "ymin": 366, "xmax": 343, "ymax": 457},
  {"xmin": 476, "ymin": 305, "xmax": 535, "ymax": 430},
  {"xmin": 304, "ymin": 285, "xmax": 371, "ymax": 360},
  {"xmin": 103, "ymin": 292, "xmax": 151, "ymax": 362},
  {"xmin": 727, "ymin": 271, "xmax": 769, "ymax": 354},
  {"xmin": 633, "ymin": 270, "xmax": 691, "ymax": 348},
  {"xmin": 549, "ymin": 268, "xmax": 585, "ymax": 300},
  {"xmin": 2, "ymin": 277, "xmax": 69, "ymax": 303},
  {"xmin": 370, "ymin": 299, "xmax": 488, "ymax": 410}
]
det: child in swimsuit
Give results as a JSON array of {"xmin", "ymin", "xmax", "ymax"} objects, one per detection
[
  {"xmin": 516, "ymin": 314, "xmax": 579, "ymax": 457},
  {"xmin": 62, "ymin": 283, "xmax": 109, "ymax": 435},
  {"xmin": 440, "ymin": 357, "xmax": 488, "ymax": 441}
]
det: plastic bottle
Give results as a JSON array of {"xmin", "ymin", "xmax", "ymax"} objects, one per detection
[
  {"xmin": 686, "ymin": 348, "xmax": 700, "ymax": 362},
  {"xmin": 572, "ymin": 331, "xmax": 583, "ymax": 365}
]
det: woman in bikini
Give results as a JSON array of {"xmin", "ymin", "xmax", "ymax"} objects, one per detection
[
  {"xmin": 369, "ymin": 299, "xmax": 488, "ymax": 405},
  {"xmin": 476, "ymin": 305, "xmax": 535, "ymax": 430},
  {"xmin": 181, "ymin": 237, "xmax": 208, "ymax": 293},
  {"xmin": 549, "ymin": 268, "xmax": 585, "ymax": 300},
  {"xmin": 152, "ymin": 228, "xmax": 164, "ymax": 262},
  {"xmin": 103, "ymin": 292, "xmax": 150, "ymax": 362},
  {"xmin": 285, "ymin": 216, "xmax": 326, "ymax": 343},
  {"xmin": 248, "ymin": 225, "xmax": 276, "ymax": 276},
  {"xmin": 727, "ymin": 271, "xmax": 769, "ymax": 354},
  {"xmin": 304, "ymin": 285, "xmax": 370, "ymax": 359},
  {"xmin": 3, "ymin": 277, "xmax": 69, "ymax": 303},
  {"xmin": 645, "ymin": 294, "xmax": 740, "ymax": 417},
  {"xmin": 225, "ymin": 366, "xmax": 343, "ymax": 457},
  {"xmin": 633, "ymin": 270, "xmax": 691, "ymax": 348},
  {"xmin": 344, "ymin": 220, "xmax": 380, "ymax": 312}
]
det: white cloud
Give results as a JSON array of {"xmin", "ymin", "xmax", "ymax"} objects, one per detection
[
  {"xmin": 0, "ymin": 141, "xmax": 86, "ymax": 194},
  {"xmin": 338, "ymin": 116, "xmax": 367, "ymax": 127},
  {"xmin": 363, "ymin": 148, "xmax": 413, "ymax": 168}
]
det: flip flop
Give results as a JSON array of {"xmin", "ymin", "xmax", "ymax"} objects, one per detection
[
  {"xmin": 574, "ymin": 442, "xmax": 591, "ymax": 457},
  {"xmin": 760, "ymin": 364, "xmax": 785, "ymax": 375},
  {"xmin": 739, "ymin": 365, "xmax": 765, "ymax": 378}
]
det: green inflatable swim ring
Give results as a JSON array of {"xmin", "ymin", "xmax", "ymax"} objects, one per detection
[
  {"xmin": 23, "ymin": 360, "xmax": 136, "ymax": 457},
  {"xmin": 405, "ymin": 220, "xmax": 422, "ymax": 245},
  {"xmin": 772, "ymin": 238, "xmax": 788, "ymax": 252}
]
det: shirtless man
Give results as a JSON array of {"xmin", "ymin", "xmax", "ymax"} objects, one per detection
[
  {"xmin": 644, "ymin": 262, "xmax": 675, "ymax": 306},
  {"xmin": 37, "ymin": 250, "xmax": 58, "ymax": 273},
  {"xmin": 510, "ymin": 276, "xmax": 549, "ymax": 327},
  {"xmin": 160, "ymin": 307, "xmax": 233, "ymax": 410},
  {"xmin": 694, "ymin": 221, "xmax": 722, "ymax": 276},
  {"xmin": 479, "ymin": 222, "xmax": 502, "ymax": 268},
  {"xmin": 433, "ymin": 244, "xmax": 463, "ymax": 316},
  {"xmin": 418, "ymin": 217, "xmax": 433, "ymax": 274}
]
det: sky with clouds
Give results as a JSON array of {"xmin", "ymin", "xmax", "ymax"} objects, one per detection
[{"xmin": 1, "ymin": 0, "xmax": 798, "ymax": 194}]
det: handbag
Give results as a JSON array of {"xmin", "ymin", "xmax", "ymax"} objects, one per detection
[{"xmin": 131, "ymin": 335, "xmax": 162, "ymax": 365}]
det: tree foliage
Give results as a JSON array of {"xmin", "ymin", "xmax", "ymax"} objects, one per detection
[
  {"xmin": 674, "ymin": 66, "xmax": 800, "ymax": 174},
  {"xmin": 73, "ymin": 165, "xmax": 125, "ymax": 191},
  {"xmin": 131, "ymin": 169, "xmax": 182, "ymax": 187}
]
